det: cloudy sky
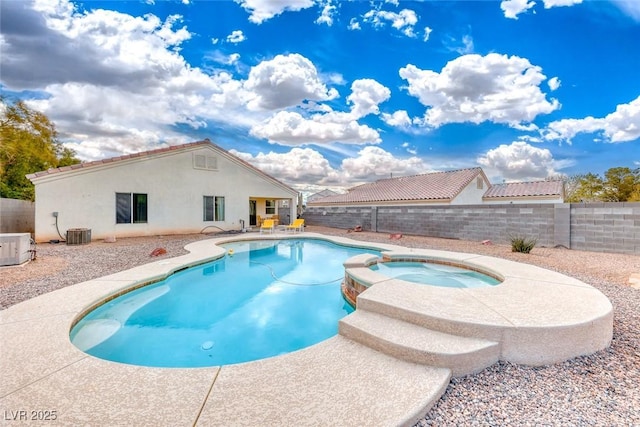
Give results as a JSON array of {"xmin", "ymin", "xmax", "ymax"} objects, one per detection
[{"xmin": 1, "ymin": 0, "xmax": 639, "ymax": 197}]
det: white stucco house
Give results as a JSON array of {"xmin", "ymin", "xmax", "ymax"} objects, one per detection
[{"xmin": 27, "ymin": 140, "xmax": 300, "ymax": 242}]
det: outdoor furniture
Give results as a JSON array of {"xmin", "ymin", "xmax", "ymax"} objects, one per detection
[
  {"xmin": 260, "ymin": 219, "xmax": 275, "ymax": 234},
  {"xmin": 257, "ymin": 215, "xmax": 263, "ymax": 226},
  {"xmin": 286, "ymin": 218, "xmax": 305, "ymax": 233},
  {"xmin": 271, "ymin": 215, "xmax": 280, "ymax": 225}
]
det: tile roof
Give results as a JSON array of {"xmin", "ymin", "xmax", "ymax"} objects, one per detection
[
  {"xmin": 308, "ymin": 168, "xmax": 485, "ymax": 205},
  {"xmin": 26, "ymin": 139, "xmax": 297, "ymax": 194},
  {"xmin": 27, "ymin": 140, "xmax": 212, "ymax": 179},
  {"xmin": 483, "ymin": 180, "xmax": 564, "ymax": 198},
  {"xmin": 307, "ymin": 189, "xmax": 340, "ymax": 203}
]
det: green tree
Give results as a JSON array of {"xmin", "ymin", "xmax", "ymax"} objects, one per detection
[
  {"xmin": 565, "ymin": 173, "xmax": 604, "ymax": 202},
  {"xmin": 602, "ymin": 167, "xmax": 640, "ymax": 202},
  {"xmin": 0, "ymin": 97, "xmax": 80, "ymax": 200}
]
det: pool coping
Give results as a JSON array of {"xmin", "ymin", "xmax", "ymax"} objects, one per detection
[{"xmin": 0, "ymin": 233, "xmax": 613, "ymax": 426}]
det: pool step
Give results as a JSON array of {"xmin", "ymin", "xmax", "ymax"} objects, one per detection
[
  {"xmin": 339, "ymin": 310, "xmax": 500, "ymax": 377},
  {"xmin": 355, "ymin": 284, "xmax": 505, "ymax": 343}
]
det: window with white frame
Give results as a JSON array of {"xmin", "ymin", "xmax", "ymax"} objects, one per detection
[
  {"xmin": 116, "ymin": 193, "xmax": 148, "ymax": 224},
  {"xmin": 203, "ymin": 196, "xmax": 225, "ymax": 221}
]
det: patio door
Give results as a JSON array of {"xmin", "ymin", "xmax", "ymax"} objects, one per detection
[{"xmin": 249, "ymin": 200, "xmax": 257, "ymax": 226}]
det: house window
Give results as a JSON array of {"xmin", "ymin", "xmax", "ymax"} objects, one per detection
[
  {"xmin": 203, "ymin": 196, "xmax": 225, "ymax": 221},
  {"xmin": 194, "ymin": 154, "xmax": 218, "ymax": 170},
  {"xmin": 266, "ymin": 199, "xmax": 276, "ymax": 215},
  {"xmin": 116, "ymin": 193, "xmax": 147, "ymax": 224},
  {"xmin": 477, "ymin": 177, "xmax": 484, "ymax": 189}
]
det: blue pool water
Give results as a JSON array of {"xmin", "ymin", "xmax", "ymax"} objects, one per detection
[
  {"xmin": 370, "ymin": 262, "xmax": 500, "ymax": 288},
  {"xmin": 70, "ymin": 239, "xmax": 379, "ymax": 367}
]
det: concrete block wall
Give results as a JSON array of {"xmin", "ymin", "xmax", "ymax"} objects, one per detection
[
  {"xmin": 303, "ymin": 202, "xmax": 640, "ymax": 255},
  {"xmin": 375, "ymin": 204, "xmax": 556, "ymax": 246},
  {"xmin": 0, "ymin": 198, "xmax": 35, "ymax": 235},
  {"xmin": 302, "ymin": 207, "xmax": 372, "ymax": 231},
  {"xmin": 570, "ymin": 202, "xmax": 640, "ymax": 254}
]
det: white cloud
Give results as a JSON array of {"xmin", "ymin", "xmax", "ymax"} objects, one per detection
[
  {"xmin": 340, "ymin": 146, "xmax": 427, "ymax": 181},
  {"xmin": 399, "ymin": 53, "xmax": 560, "ymax": 128},
  {"xmin": 544, "ymin": 96, "xmax": 640, "ymax": 143},
  {"xmin": 548, "ymin": 76, "xmax": 561, "ymax": 91},
  {"xmin": 444, "ymin": 34, "xmax": 474, "ymax": 55},
  {"xmin": 230, "ymin": 145, "xmax": 426, "ymax": 190},
  {"xmin": 348, "ymin": 18, "xmax": 361, "ymax": 30},
  {"xmin": 542, "ymin": 0, "xmax": 582, "ymax": 8},
  {"xmin": 249, "ymin": 78, "xmax": 389, "ymax": 146},
  {"xmin": 477, "ymin": 141, "xmax": 558, "ymax": 181},
  {"xmin": 230, "ymin": 147, "xmax": 339, "ymax": 184},
  {"xmin": 4, "ymin": 1, "xmax": 387, "ymax": 158},
  {"xmin": 611, "ymin": 0, "xmax": 640, "ymax": 21},
  {"xmin": 501, "ymin": 0, "xmax": 583, "ymax": 19},
  {"xmin": 323, "ymin": 72, "xmax": 346, "ymax": 86},
  {"xmin": 401, "ymin": 142, "xmax": 417, "ymax": 155},
  {"xmin": 205, "ymin": 50, "xmax": 241, "ymax": 66},
  {"xmin": 501, "ymin": 0, "xmax": 536, "ymax": 19},
  {"xmin": 423, "ymin": 27, "xmax": 433, "ymax": 42},
  {"xmin": 346, "ymin": 79, "xmax": 391, "ymax": 118},
  {"xmin": 249, "ymin": 110, "xmax": 381, "ymax": 146},
  {"xmin": 234, "ymin": 0, "xmax": 315, "ymax": 24},
  {"xmin": 315, "ymin": 0, "xmax": 337, "ymax": 26},
  {"xmin": 244, "ymin": 53, "xmax": 339, "ymax": 111},
  {"xmin": 361, "ymin": 8, "xmax": 419, "ymax": 37},
  {"xmin": 7, "ymin": 1, "xmax": 260, "ymax": 160},
  {"xmin": 381, "ymin": 110, "xmax": 412, "ymax": 127},
  {"xmin": 226, "ymin": 30, "xmax": 246, "ymax": 43}
]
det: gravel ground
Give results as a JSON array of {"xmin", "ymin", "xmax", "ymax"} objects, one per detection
[{"xmin": 1, "ymin": 227, "xmax": 639, "ymax": 425}]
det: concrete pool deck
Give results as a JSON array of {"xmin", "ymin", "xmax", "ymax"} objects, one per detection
[{"xmin": 0, "ymin": 233, "xmax": 613, "ymax": 426}]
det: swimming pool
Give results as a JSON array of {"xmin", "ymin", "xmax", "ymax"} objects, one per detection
[
  {"xmin": 70, "ymin": 239, "xmax": 379, "ymax": 367},
  {"xmin": 369, "ymin": 261, "xmax": 501, "ymax": 288}
]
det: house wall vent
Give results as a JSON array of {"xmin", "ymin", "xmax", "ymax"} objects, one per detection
[
  {"xmin": 66, "ymin": 228, "xmax": 92, "ymax": 245},
  {"xmin": 0, "ymin": 233, "xmax": 31, "ymax": 266}
]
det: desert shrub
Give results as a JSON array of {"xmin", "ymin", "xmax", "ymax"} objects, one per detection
[{"xmin": 509, "ymin": 234, "xmax": 537, "ymax": 254}]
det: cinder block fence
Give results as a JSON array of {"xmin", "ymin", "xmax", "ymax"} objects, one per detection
[{"xmin": 302, "ymin": 202, "xmax": 640, "ymax": 255}]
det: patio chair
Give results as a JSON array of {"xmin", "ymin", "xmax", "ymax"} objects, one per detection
[
  {"xmin": 260, "ymin": 219, "xmax": 275, "ymax": 234},
  {"xmin": 286, "ymin": 218, "xmax": 305, "ymax": 233}
]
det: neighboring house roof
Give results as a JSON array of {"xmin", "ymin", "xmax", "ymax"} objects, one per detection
[
  {"xmin": 308, "ymin": 168, "xmax": 487, "ymax": 205},
  {"xmin": 483, "ymin": 180, "xmax": 564, "ymax": 199},
  {"xmin": 26, "ymin": 139, "xmax": 298, "ymax": 195},
  {"xmin": 307, "ymin": 189, "xmax": 340, "ymax": 203}
]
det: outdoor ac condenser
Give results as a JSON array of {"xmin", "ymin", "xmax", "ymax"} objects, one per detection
[
  {"xmin": 66, "ymin": 228, "xmax": 92, "ymax": 245},
  {"xmin": 0, "ymin": 233, "xmax": 31, "ymax": 266}
]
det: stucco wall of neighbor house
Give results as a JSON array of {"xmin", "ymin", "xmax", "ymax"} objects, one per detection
[
  {"xmin": 450, "ymin": 178, "xmax": 487, "ymax": 205},
  {"xmin": 0, "ymin": 198, "xmax": 35, "ymax": 235},
  {"xmin": 303, "ymin": 202, "xmax": 640, "ymax": 255},
  {"xmin": 32, "ymin": 146, "xmax": 297, "ymax": 242}
]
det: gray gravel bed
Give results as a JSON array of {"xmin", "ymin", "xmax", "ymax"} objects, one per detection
[
  {"xmin": 1, "ymin": 228, "xmax": 638, "ymax": 425},
  {"xmin": 0, "ymin": 233, "xmax": 212, "ymax": 309}
]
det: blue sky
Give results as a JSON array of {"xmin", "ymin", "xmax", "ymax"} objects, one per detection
[{"xmin": 1, "ymin": 0, "xmax": 639, "ymax": 197}]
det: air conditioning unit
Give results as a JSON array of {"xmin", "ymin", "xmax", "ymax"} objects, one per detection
[
  {"xmin": 66, "ymin": 228, "xmax": 92, "ymax": 245},
  {"xmin": 0, "ymin": 233, "xmax": 31, "ymax": 266}
]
